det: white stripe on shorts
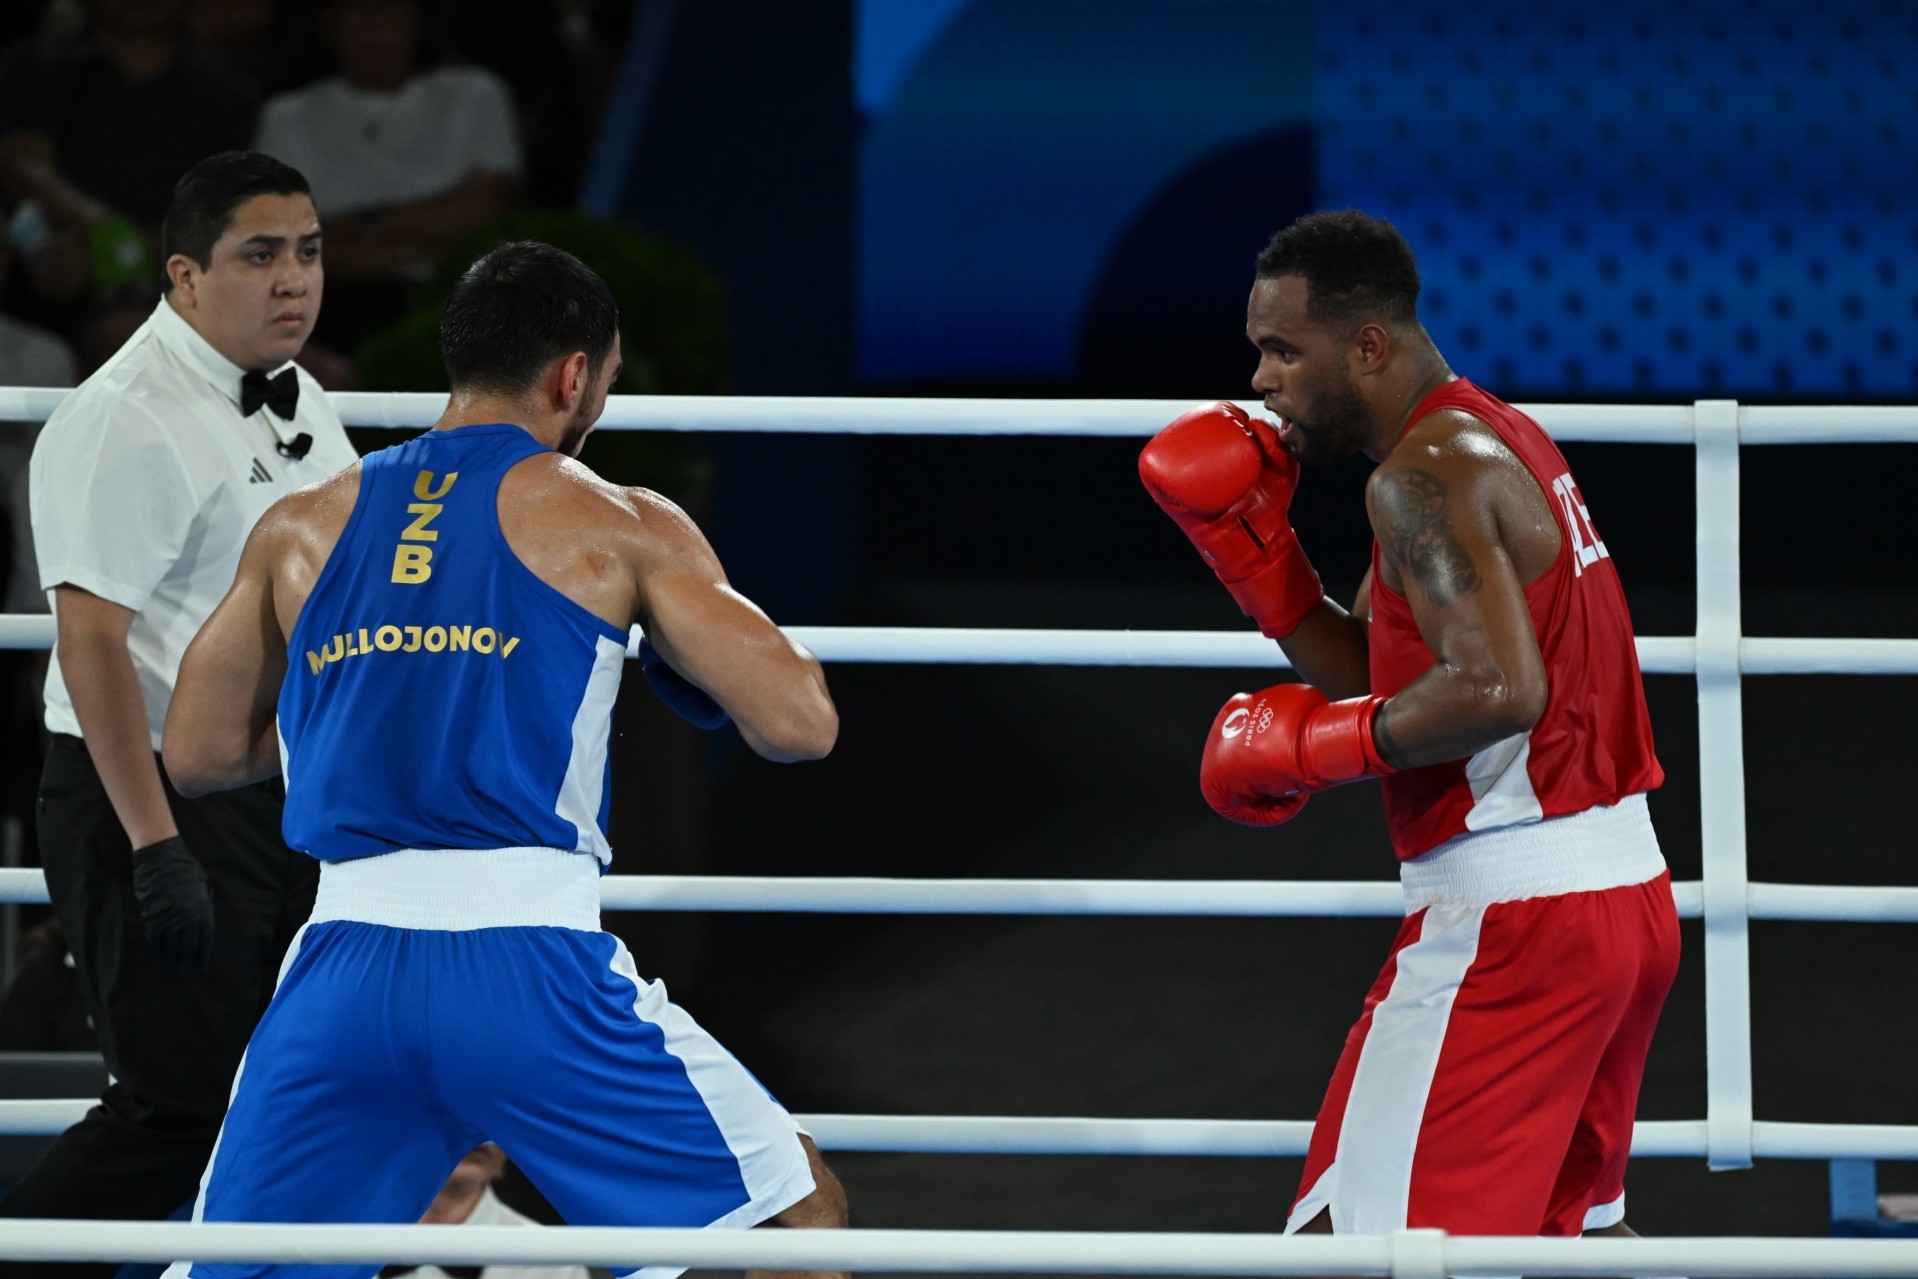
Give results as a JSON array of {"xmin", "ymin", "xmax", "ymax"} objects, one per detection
[
  {"xmin": 1583, "ymin": 1192, "xmax": 1626, "ymax": 1231},
  {"xmin": 603, "ymin": 939, "xmax": 814, "ymax": 1278},
  {"xmin": 1289, "ymin": 902, "xmax": 1486, "ymax": 1235}
]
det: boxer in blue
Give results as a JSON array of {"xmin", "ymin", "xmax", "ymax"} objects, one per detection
[{"xmin": 160, "ymin": 241, "xmax": 846, "ymax": 1279}]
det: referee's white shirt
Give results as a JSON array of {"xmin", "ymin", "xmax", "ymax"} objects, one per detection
[{"xmin": 30, "ymin": 296, "xmax": 358, "ymax": 749}]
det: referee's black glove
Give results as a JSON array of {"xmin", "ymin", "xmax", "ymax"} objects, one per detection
[{"xmin": 130, "ymin": 835, "xmax": 215, "ymax": 969}]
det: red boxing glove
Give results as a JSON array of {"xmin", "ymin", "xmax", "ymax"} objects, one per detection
[
  {"xmin": 1199, "ymin": 684, "xmax": 1396, "ymax": 828},
  {"xmin": 1139, "ymin": 401, "xmax": 1324, "ymax": 638}
]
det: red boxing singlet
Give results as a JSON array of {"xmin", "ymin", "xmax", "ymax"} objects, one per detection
[{"xmin": 1367, "ymin": 379, "xmax": 1663, "ymax": 861}]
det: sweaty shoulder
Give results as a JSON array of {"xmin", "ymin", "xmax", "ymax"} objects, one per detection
[
  {"xmin": 1395, "ymin": 407, "xmax": 1507, "ymax": 466},
  {"xmin": 1379, "ymin": 407, "xmax": 1540, "ymax": 498},
  {"xmin": 254, "ymin": 461, "xmax": 362, "ymax": 636},
  {"xmin": 275, "ymin": 459, "xmax": 362, "ymax": 523},
  {"xmin": 496, "ymin": 453, "xmax": 699, "ymax": 629},
  {"xmin": 498, "ymin": 452, "xmax": 650, "ymax": 534},
  {"xmin": 255, "ymin": 461, "xmax": 361, "ymax": 559},
  {"xmin": 1372, "ymin": 409, "xmax": 1559, "ymax": 585},
  {"xmin": 1371, "ymin": 408, "xmax": 1491, "ymax": 506}
]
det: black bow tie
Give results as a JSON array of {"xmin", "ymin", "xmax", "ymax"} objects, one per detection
[
  {"xmin": 240, "ymin": 367, "xmax": 299, "ymax": 420},
  {"xmin": 378, "ymin": 1266, "xmax": 481, "ymax": 1279}
]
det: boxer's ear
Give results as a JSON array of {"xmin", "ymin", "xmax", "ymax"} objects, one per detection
[
  {"xmin": 548, "ymin": 350, "xmax": 592, "ymax": 412},
  {"xmin": 1350, "ymin": 320, "xmax": 1395, "ymax": 377}
]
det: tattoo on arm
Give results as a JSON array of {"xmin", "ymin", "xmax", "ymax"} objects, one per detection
[{"xmin": 1373, "ymin": 468, "xmax": 1481, "ymax": 606}]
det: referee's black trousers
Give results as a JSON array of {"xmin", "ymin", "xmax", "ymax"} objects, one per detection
[{"xmin": 0, "ymin": 734, "xmax": 318, "ymax": 1279}]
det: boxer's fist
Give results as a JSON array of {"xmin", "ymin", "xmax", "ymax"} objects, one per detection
[
  {"xmin": 1199, "ymin": 683, "xmax": 1394, "ymax": 827},
  {"xmin": 1139, "ymin": 402, "xmax": 1324, "ymax": 638}
]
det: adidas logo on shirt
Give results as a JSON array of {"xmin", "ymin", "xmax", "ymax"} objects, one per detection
[{"xmin": 248, "ymin": 458, "xmax": 273, "ymax": 484}]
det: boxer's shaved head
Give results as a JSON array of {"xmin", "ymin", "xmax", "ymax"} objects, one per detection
[{"xmin": 1256, "ymin": 210, "xmax": 1421, "ymax": 332}]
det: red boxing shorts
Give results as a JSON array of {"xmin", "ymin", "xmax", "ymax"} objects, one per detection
[{"xmin": 1288, "ymin": 794, "xmax": 1679, "ymax": 1238}]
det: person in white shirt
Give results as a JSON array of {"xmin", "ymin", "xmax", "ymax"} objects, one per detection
[
  {"xmin": 2, "ymin": 152, "xmax": 356, "ymax": 1276},
  {"xmin": 381, "ymin": 1146, "xmax": 589, "ymax": 1279},
  {"xmin": 253, "ymin": 0, "xmax": 521, "ymax": 350}
]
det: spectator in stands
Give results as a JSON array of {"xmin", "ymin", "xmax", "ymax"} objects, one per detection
[
  {"xmin": 189, "ymin": 0, "xmax": 308, "ymax": 100},
  {"xmin": 255, "ymin": 0, "xmax": 521, "ymax": 351},
  {"xmin": 431, "ymin": 0, "xmax": 630, "ymax": 208},
  {"xmin": 0, "ymin": 0, "xmax": 257, "ymax": 318},
  {"xmin": 383, "ymin": 1146, "xmax": 588, "ymax": 1279}
]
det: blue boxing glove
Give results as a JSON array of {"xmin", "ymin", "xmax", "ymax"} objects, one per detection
[{"xmin": 637, "ymin": 636, "xmax": 730, "ymax": 729}]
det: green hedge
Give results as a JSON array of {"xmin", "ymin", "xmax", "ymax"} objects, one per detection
[{"xmin": 354, "ymin": 212, "xmax": 729, "ymax": 496}]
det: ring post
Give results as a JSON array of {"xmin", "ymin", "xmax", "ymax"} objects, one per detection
[{"xmin": 1694, "ymin": 399, "xmax": 1753, "ymax": 1170}]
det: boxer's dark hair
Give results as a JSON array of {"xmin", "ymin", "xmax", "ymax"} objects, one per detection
[
  {"xmin": 161, "ymin": 152, "xmax": 312, "ymax": 292},
  {"xmin": 1256, "ymin": 209, "xmax": 1421, "ymax": 329},
  {"xmin": 441, "ymin": 241, "xmax": 620, "ymax": 394}
]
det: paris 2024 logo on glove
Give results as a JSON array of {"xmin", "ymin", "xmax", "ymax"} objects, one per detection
[{"xmin": 1221, "ymin": 700, "xmax": 1276, "ymax": 741}]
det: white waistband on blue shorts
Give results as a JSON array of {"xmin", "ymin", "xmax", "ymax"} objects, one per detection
[
  {"xmin": 1399, "ymin": 793, "xmax": 1665, "ymax": 911},
  {"xmin": 310, "ymin": 847, "xmax": 602, "ymax": 931}
]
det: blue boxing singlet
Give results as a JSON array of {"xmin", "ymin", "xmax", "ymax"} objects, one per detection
[{"xmin": 278, "ymin": 424, "xmax": 631, "ymax": 863}]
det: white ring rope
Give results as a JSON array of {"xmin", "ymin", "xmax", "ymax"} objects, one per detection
[
  {"xmin": 0, "ymin": 865, "xmax": 1890, "ymax": 925},
  {"xmin": 0, "ymin": 1102, "xmax": 1914, "ymax": 1163},
  {"xmin": 0, "ymin": 389, "xmax": 1702, "ymax": 439},
  {"xmin": 3, "ymin": 388, "xmax": 1917, "ymax": 442},
  {"xmin": 0, "ymin": 1219, "xmax": 1913, "ymax": 1278},
  {"xmin": 1, "ymin": 614, "xmax": 1915, "ymax": 675},
  {"xmin": 0, "ymin": 869, "xmax": 1717, "ymax": 919},
  {"xmin": 0, "ymin": 865, "xmax": 1886, "ymax": 926}
]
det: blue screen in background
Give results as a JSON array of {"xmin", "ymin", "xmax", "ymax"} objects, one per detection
[
  {"xmin": 855, "ymin": 0, "xmax": 1318, "ymax": 391},
  {"xmin": 855, "ymin": 0, "xmax": 1918, "ymax": 398}
]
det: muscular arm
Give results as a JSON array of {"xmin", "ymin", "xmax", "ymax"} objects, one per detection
[
  {"xmin": 628, "ymin": 491, "xmax": 837, "ymax": 762},
  {"xmin": 163, "ymin": 515, "xmax": 290, "ymax": 797},
  {"xmin": 52, "ymin": 587, "xmax": 177, "ymax": 847},
  {"xmin": 1276, "ymin": 569, "xmax": 1371, "ymax": 699},
  {"xmin": 1365, "ymin": 438, "xmax": 1547, "ymax": 770}
]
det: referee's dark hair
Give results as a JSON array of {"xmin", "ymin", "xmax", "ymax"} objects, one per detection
[
  {"xmin": 440, "ymin": 241, "xmax": 620, "ymax": 395},
  {"xmin": 161, "ymin": 152, "xmax": 312, "ymax": 292}
]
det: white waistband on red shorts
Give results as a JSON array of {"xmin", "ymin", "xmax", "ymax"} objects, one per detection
[
  {"xmin": 310, "ymin": 846, "xmax": 602, "ymax": 931},
  {"xmin": 1399, "ymin": 793, "xmax": 1665, "ymax": 911}
]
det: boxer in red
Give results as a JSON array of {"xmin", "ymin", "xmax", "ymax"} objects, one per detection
[{"xmin": 1141, "ymin": 210, "xmax": 1677, "ymax": 1244}]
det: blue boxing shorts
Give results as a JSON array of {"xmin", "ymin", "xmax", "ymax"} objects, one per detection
[{"xmin": 164, "ymin": 848, "xmax": 816, "ymax": 1279}]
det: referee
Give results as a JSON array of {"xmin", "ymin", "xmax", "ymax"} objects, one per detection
[{"xmin": 3, "ymin": 153, "xmax": 355, "ymax": 1270}]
